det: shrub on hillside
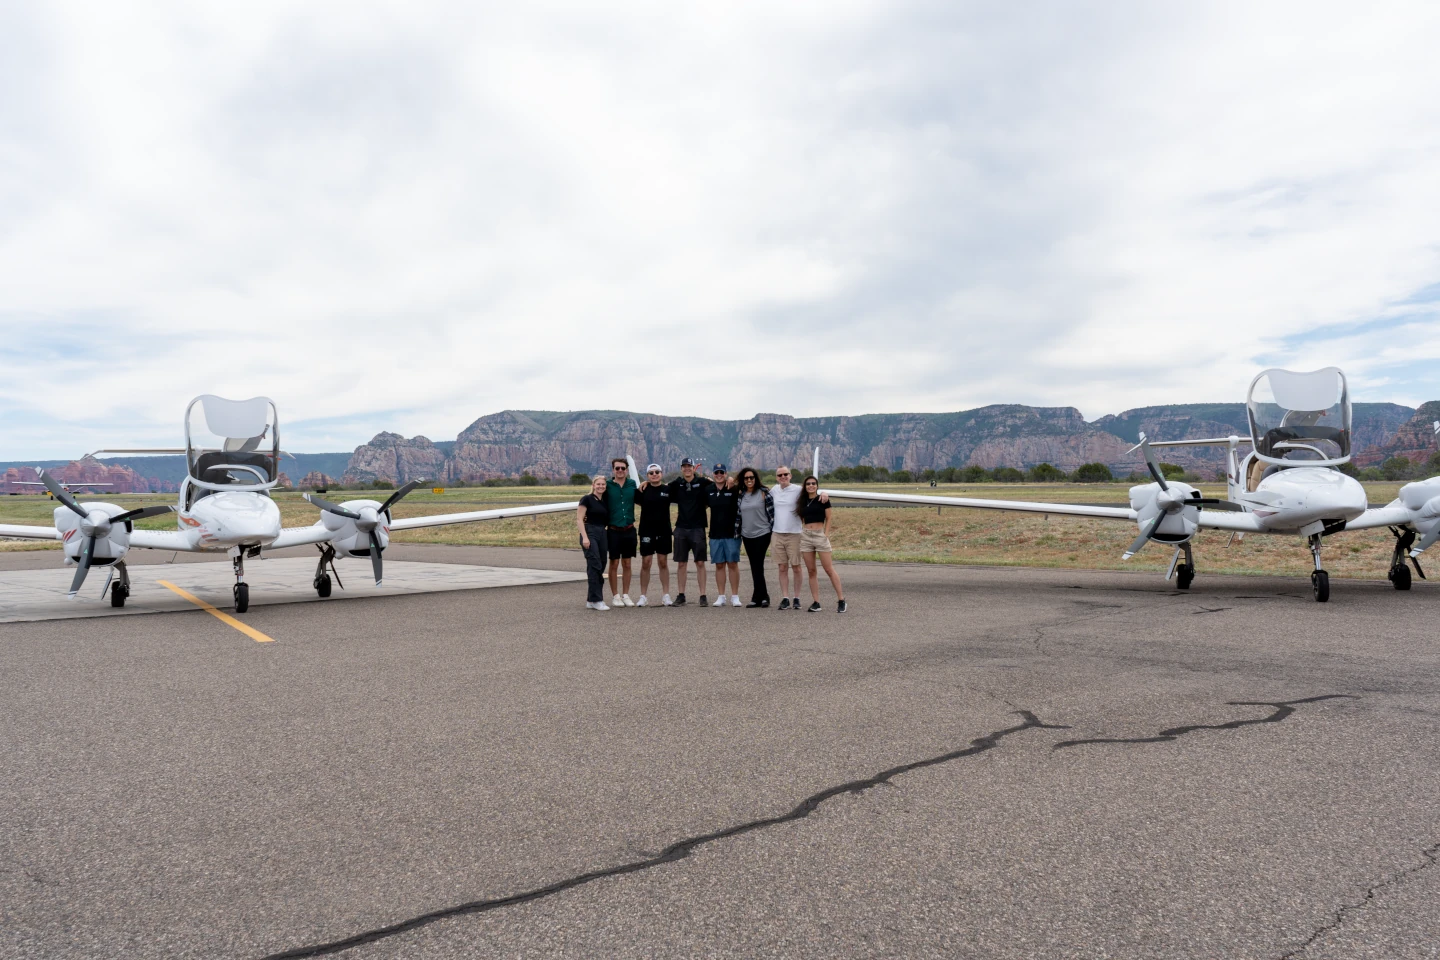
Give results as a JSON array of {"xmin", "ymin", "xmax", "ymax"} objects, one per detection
[
  {"xmin": 1159, "ymin": 462, "xmax": 1186, "ymax": 480},
  {"xmin": 1382, "ymin": 457, "xmax": 1415, "ymax": 481},
  {"xmin": 570, "ymin": 473, "xmax": 590, "ymax": 485},
  {"xmin": 959, "ymin": 466, "xmax": 990, "ymax": 483},
  {"xmin": 1072, "ymin": 462, "xmax": 1113, "ymax": 483},
  {"xmin": 891, "ymin": 470, "xmax": 914, "ymax": 484},
  {"xmin": 372, "ymin": 479, "xmax": 395, "ymax": 490},
  {"xmin": 992, "ymin": 467, "xmax": 1025, "ymax": 482},
  {"xmin": 519, "ymin": 473, "xmax": 540, "ymax": 486}
]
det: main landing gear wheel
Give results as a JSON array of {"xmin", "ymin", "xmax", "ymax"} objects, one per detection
[
  {"xmin": 110, "ymin": 583, "xmax": 129, "ymax": 608},
  {"xmin": 1390, "ymin": 563, "xmax": 1413, "ymax": 591},
  {"xmin": 316, "ymin": 574, "xmax": 332, "ymax": 598},
  {"xmin": 1311, "ymin": 570, "xmax": 1330, "ymax": 603},
  {"xmin": 234, "ymin": 582, "xmax": 250, "ymax": 613},
  {"xmin": 1175, "ymin": 563, "xmax": 1195, "ymax": 590}
]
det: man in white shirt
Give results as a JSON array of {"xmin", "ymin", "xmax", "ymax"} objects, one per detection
[{"xmin": 769, "ymin": 467, "xmax": 812, "ymax": 610}]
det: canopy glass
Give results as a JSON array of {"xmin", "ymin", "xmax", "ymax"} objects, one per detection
[
  {"xmin": 1246, "ymin": 368, "xmax": 1351, "ymax": 466},
  {"xmin": 184, "ymin": 395, "xmax": 281, "ymax": 490}
]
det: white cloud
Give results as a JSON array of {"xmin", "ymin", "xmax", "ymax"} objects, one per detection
[{"xmin": 2, "ymin": 1, "xmax": 1438, "ymax": 457}]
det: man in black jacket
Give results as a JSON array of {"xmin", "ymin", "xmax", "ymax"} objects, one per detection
[{"xmin": 666, "ymin": 458, "xmax": 714, "ymax": 605}]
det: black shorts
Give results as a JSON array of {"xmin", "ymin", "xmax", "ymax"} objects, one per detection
[
  {"xmin": 639, "ymin": 530, "xmax": 672, "ymax": 557},
  {"xmin": 606, "ymin": 527, "xmax": 637, "ymax": 560},
  {"xmin": 673, "ymin": 526, "xmax": 707, "ymax": 563}
]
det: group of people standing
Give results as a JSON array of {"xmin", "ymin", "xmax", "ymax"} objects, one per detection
[{"xmin": 576, "ymin": 458, "xmax": 846, "ymax": 613}]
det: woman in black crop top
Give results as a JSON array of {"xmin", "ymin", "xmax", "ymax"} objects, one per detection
[
  {"xmin": 576, "ymin": 476, "xmax": 610, "ymax": 609},
  {"xmin": 795, "ymin": 475, "xmax": 846, "ymax": 612}
]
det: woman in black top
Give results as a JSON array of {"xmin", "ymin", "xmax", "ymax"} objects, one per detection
[
  {"xmin": 576, "ymin": 476, "xmax": 610, "ymax": 609},
  {"xmin": 796, "ymin": 475, "xmax": 846, "ymax": 612},
  {"xmin": 736, "ymin": 467, "xmax": 775, "ymax": 607}
]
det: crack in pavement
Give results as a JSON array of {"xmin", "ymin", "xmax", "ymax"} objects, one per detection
[
  {"xmin": 1052, "ymin": 695, "xmax": 1356, "ymax": 750},
  {"xmin": 259, "ymin": 710, "xmax": 1067, "ymax": 959},
  {"xmin": 1276, "ymin": 841, "xmax": 1440, "ymax": 959}
]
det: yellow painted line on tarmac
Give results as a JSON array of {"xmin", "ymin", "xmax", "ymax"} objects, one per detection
[{"xmin": 157, "ymin": 580, "xmax": 275, "ymax": 643}]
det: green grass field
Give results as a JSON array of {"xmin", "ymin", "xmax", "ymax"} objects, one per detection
[{"xmin": 0, "ymin": 482, "xmax": 1414, "ymax": 581}]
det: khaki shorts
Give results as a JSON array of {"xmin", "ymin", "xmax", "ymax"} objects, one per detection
[
  {"xmin": 800, "ymin": 528, "xmax": 832, "ymax": 554},
  {"xmin": 772, "ymin": 532, "xmax": 803, "ymax": 566}
]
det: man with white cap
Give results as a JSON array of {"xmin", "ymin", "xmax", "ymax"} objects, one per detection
[{"xmin": 633, "ymin": 462, "xmax": 674, "ymax": 606}]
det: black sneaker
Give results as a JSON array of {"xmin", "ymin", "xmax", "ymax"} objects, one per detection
[
  {"xmin": 674, "ymin": 593, "xmax": 687, "ymax": 606},
  {"xmin": 778, "ymin": 598, "xmax": 790, "ymax": 611},
  {"xmin": 698, "ymin": 595, "xmax": 708, "ymax": 607},
  {"xmin": 807, "ymin": 601, "xmax": 822, "ymax": 612},
  {"xmin": 792, "ymin": 598, "xmax": 802, "ymax": 611},
  {"xmin": 746, "ymin": 600, "xmax": 763, "ymax": 608},
  {"xmin": 760, "ymin": 599, "xmax": 769, "ymax": 608},
  {"xmin": 837, "ymin": 600, "xmax": 848, "ymax": 613}
]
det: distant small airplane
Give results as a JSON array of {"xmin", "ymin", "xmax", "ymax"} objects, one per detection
[
  {"xmin": 823, "ymin": 367, "xmax": 1440, "ymax": 602},
  {"xmin": 0, "ymin": 396, "xmax": 574, "ymax": 611}
]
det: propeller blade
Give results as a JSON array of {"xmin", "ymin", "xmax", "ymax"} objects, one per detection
[
  {"xmin": 378, "ymin": 478, "xmax": 426, "ymax": 516},
  {"xmin": 1122, "ymin": 513, "xmax": 1166, "ymax": 560},
  {"xmin": 68, "ymin": 534, "xmax": 96, "ymax": 597},
  {"xmin": 304, "ymin": 493, "xmax": 361, "ymax": 519},
  {"xmin": 109, "ymin": 505, "xmax": 174, "ymax": 524},
  {"xmin": 40, "ymin": 470, "xmax": 89, "ymax": 518},
  {"xmin": 1128, "ymin": 433, "xmax": 1169, "ymax": 491},
  {"xmin": 369, "ymin": 530, "xmax": 383, "ymax": 584}
]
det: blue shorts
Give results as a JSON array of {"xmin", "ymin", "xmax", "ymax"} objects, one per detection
[{"xmin": 710, "ymin": 537, "xmax": 740, "ymax": 564}]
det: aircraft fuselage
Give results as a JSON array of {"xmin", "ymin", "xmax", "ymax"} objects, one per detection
[
  {"xmin": 177, "ymin": 491, "xmax": 282, "ymax": 551},
  {"xmin": 1243, "ymin": 467, "xmax": 1368, "ymax": 534}
]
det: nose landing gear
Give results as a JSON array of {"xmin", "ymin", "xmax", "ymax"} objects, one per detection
[
  {"xmin": 232, "ymin": 553, "xmax": 249, "ymax": 613},
  {"xmin": 1308, "ymin": 533, "xmax": 1329, "ymax": 602}
]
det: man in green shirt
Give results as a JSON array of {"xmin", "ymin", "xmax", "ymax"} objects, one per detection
[{"xmin": 605, "ymin": 457, "xmax": 639, "ymax": 606}]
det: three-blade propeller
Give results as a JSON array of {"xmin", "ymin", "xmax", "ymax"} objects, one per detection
[
  {"xmin": 40, "ymin": 471, "xmax": 172, "ymax": 597},
  {"xmin": 1122, "ymin": 434, "xmax": 1244, "ymax": 559},
  {"xmin": 304, "ymin": 479, "xmax": 425, "ymax": 584}
]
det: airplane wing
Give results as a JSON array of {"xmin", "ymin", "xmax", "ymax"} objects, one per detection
[
  {"xmin": 820, "ymin": 488, "xmax": 1268, "ymax": 532},
  {"xmin": 1343, "ymin": 505, "xmax": 1425, "ymax": 531},
  {"xmin": 0, "ymin": 524, "xmax": 62, "ymax": 541},
  {"xmin": 270, "ymin": 525, "xmax": 344, "ymax": 550},
  {"xmin": 128, "ymin": 529, "xmax": 200, "ymax": 550},
  {"xmin": 388, "ymin": 499, "xmax": 580, "ymax": 531},
  {"xmin": 819, "ymin": 488, "xmax": 1137, "ymax": 521}
]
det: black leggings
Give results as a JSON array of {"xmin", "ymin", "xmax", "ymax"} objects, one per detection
[
  {"xmin": 581, "ymin": 525, "xmax": 608, "ymax": 602},
  {"xmin": 743, "ymin": 533, "xmax": 771, "ymax": 604}
]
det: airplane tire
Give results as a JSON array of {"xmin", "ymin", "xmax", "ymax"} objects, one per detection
[
  {"xmin": 110, "ymin": 584, "xmax": 128, "ymax": 608},
  {"xmin": 316, "ymin": 575, "xmax": 332, "ymax": 598},
  {"xmin": 234, "ymin": 583, "xmax": 250, "ymax": 613},
  {"xmin": 1311, "ymin": 569, "xmax": 1330, "ymax": 603},
  {"xmin": 1390, "ymin": 564, "xmax": 1412, "ymax": 591},
  {"xmin": 1175, "ymin": 564, "xmax": 1194, "ymax": 590}
]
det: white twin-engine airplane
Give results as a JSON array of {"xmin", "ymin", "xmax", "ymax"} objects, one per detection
[
  {"xmin": 0, "ymin": 395, "xmax": 575, "ymax": 612},
  {"xmin": 823, "ymin": 367, "xmax": 1440, "ymax": 602}
]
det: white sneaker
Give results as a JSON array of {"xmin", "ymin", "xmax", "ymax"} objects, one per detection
[
  {"xmin": 621, "ymin": 594, "xmax": 635, "ymax": 607},
  {"xmin": 635, "ymin": 595, "xmax": 648, "ymax": 607},
  {"xmin": 731, "ymin": 595, "xmax": 741, "ymax": 607},
  {"xmin": 715, "ymin": 595, "xmax": 728, "ymax": 606},
  {"xmin": 588, "ymin": 601, "xmax": 610, "ymax": 611},
  {"xmin": 662, "ymin": 594, "xmax": 673, "ymax": 606}
]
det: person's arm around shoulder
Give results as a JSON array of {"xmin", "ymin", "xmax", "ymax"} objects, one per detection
[
  {"xmin": 763, "ymin": 490, "xmax": 775, "ymax": 526},
  {"xmin": 576, "ymin": 499, "xmax": 590, "ymax": 548},
  {"xmin": 822, "ymin": 497, "xmax": 833, "ymax": 537}
]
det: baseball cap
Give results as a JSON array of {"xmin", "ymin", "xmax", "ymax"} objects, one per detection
[
  {"xmin": 680, "ymin": 457, "xmax": 695, "ymax": 467},
  {"xmin": 712, "ymin": 463, "xmax": 727, "ymax": 473},
  {"xmin": 646, "ymin": 463, "xmax": 662, "ymax": 472}
]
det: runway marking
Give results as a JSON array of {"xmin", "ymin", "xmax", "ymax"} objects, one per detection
[{"xmin": 157, "ymin": 580, "xmax": 275, "ymax": 643}]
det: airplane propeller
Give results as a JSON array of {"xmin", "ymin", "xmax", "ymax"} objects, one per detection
[
  {"xmin": 39, "ymin": 471, "xmax": 172, "ymax": 597},
  {"xmin": 304, "ymin": 478, "xmax": 426, "ymax": 584},
  {"xmin": 1122, "ymin": 434, "xmax": 1244, "ymax": 559}
]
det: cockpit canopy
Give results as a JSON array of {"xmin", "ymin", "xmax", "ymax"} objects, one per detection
[
  {"xmin": 1246, "ymin": 367, "xmax": 1351, "ymax": 467},
  {"xmin": 185, "ymin": 395, "xmax": 280, "ymax": 491}
]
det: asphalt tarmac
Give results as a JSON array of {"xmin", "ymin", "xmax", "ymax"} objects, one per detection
[{"xmin": 2, "ymin": 545, "xmax": 1437, "ymax": 960}]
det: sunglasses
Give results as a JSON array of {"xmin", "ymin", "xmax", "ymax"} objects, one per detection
[
  {"xmin": 647, "ymin": 470, "xmax": 661, "ymax": 475},
  {"xmin": 614, "ymin": 466, "xmax": 627, "ymax": 471}
]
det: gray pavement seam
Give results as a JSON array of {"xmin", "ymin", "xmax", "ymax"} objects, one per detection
[
  {"xmin": 1052, "ymin": 695, "xmax": 1357, "ymax": 750},
  {"xmin": 1275, "ymin": 841, "xmax": 1440, "ymax": 959},
  {"xmin": 257, "ymin": 710, "xmax": 1067, "ymax": 960}
]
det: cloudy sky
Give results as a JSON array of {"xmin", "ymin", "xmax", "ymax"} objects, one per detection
[{"xmin": 3, "ymin": 1, "xmax": 1439, "ymax": 457}]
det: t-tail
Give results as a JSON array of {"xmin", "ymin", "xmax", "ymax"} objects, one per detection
[{"xmin": 813, "ymin": 446, "xmax": 820, "ymax": 479}]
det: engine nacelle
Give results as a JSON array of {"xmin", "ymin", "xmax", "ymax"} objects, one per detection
[
  {"xmin": 54, "ymin": 503, "xmax": 132, "ymax": 566},
  {"xmin": 1128, "ymin": 481, "xmax": 1200, "ymax": 544},
  {"xmin": 318, "ymin": 499, "xmax": 391, "ymax": 557}
]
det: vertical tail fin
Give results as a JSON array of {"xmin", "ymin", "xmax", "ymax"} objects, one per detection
[{"xmin": 813, "ymin": 446, "xmax": 820, "ymax": 479}]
